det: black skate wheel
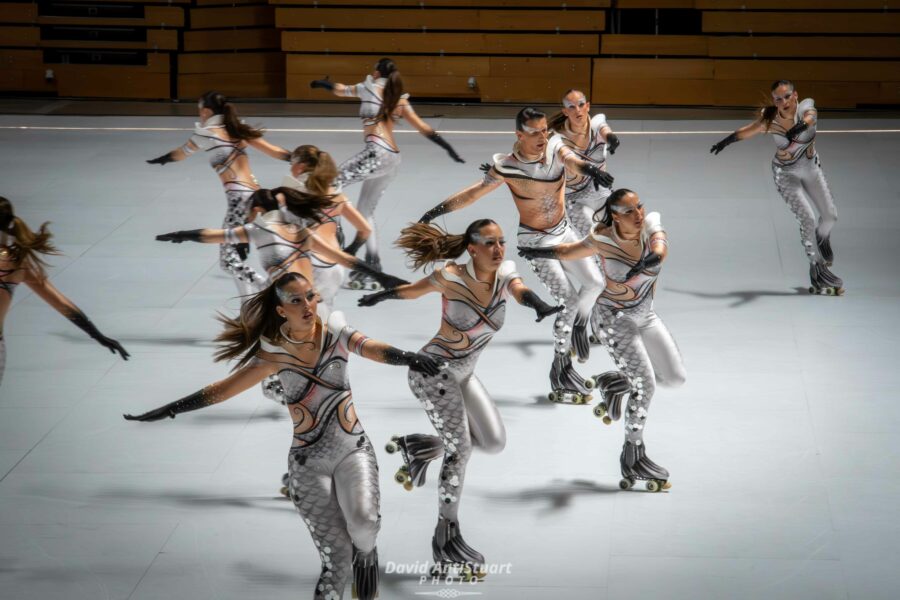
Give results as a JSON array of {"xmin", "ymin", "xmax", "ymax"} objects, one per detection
[
  {"xmin": 808, "ymin": 286, "xmax": 816, "ymax": 295},
  {"xmin": 548, "ymin": 392, "xmax": 558, "ymax": 403},
  {"xmin": 385, "ymin": 442, "xmax": 398, "ymax": 454},
  {"xmin": 619, "ymin": 478, "xmax": 633, "ymax": 490}
]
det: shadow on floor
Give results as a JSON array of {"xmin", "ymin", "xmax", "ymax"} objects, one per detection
[
  {"xmin": 480, "ymin": 479, "xmax": 619, "ymax": 513},
  {"xmin": 93, "ymin": 487, "xmax": 292, "ymax": 513},
  {"xmin": 666, "ymin": 286, "xmax": 809, "ymax": 308}
]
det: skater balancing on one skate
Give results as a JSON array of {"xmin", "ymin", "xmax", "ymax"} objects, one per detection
[
  {"xmin": 281, "ymin": 144, "xmax": 374, "ymax": 292},
  {"xmin": 309, "ymin": 57, "xmax": 465, "ymax": 291},
  {"xmin": 548, "ymin": 88, "xmax": 620, "ymax": 239},
  {"xmin": 518, "ymin": 189, "xmax": 686, "ymax": 492},
  {"xmin": 145, "ymin": 91, "xmax": 292, "ymax": 297},
  {"xmin": 357, "ymin": 219, "xmax": 561, "ymax": 577},
  {"xmin": 0, "ymin": 197, "xmax": 129, "ymax": 386},
  {"xmin": 710, "ymin": 79, "xmax": 843, "ymax": 295},
  {"xmin": 418, "ymin": 106, "xmax": 613, "ymax": 405},
  {"xmin": 123, "ymin": 272, "xmax": 443, "ymax": 600}
]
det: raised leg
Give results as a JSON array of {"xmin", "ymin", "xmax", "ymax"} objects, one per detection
[
  {"xmin": 461, "ymin": 374, "xmax": 506, "ymax": 454},
  {"xmin": 219, "ymin": 185, "xmax": 266, "ymax": 297}
]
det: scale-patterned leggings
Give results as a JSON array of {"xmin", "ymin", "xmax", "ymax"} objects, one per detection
[{"xmin": 772, "ymin": 154, "xmax": 838, "ymax": 264}]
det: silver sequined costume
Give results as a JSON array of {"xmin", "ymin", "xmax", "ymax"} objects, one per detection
[
  {"xmin": 556, "ymin": 113, "xmax": 613, "ymax": 238},
  {"xmin": 587, "ymin": 213, "xmax": 686, "ymax": 479},
  {"xmin": 0, "ymin": 236, "xmax": 17, "ymax": 386},
  {"xmin": 257, "ymin": 311, "xmax": 380, "ymax": 600},
  {"xmin": 406, "ymin": 260, "xmax": 515, "ymax": 523}
]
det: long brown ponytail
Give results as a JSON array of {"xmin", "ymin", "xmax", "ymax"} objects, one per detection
[
  {"xmin": 0, "ymin": 197, "xmax": 60, "ymax": 279},
  {"xmin": 200, "ymin": 90, "xmax": 263, "ymax": 141},
  {"xmin": 396, "ymin": 219, "xmax": 497, "ymax": 271},
  {"xmin": 375, "ymin": 58, "xmax": 404, "ymax": 123},
  {"xmin": 290, "ymin": 145, "xmax": 338, "ymax": 196},
  {"xmin": 275, "ymin": 186, "xmax": 338, "ymax": 225},
  {"xmin": 759, "ymin": 79, "xmax": 794, "ymax": 132},
  {"xmin": 214, "ymin": 272, "xmax": 309, "ymax": 369}
]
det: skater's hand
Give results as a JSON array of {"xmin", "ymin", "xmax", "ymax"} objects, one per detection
[
  {"xmin": 710, "ymin": 132, "xmax": 738, "ymax": 155},
  {"xmin": 520, "ymin": 290, "xmax": 562, "ymax": 323},
  {"xmin": 535, "ymin": 304, "xmax": 563, "ymax": 323},
  {"xmin": 358, "ymin": 289, "xmax": 398, "ymax": 308},
  {"xmin": 606, "ymin": 133, "xmax": 620, "ymax": 155},
  {"xmin": 426, "ymin": 132, "xmax": 465, "ymax": 163},
  {"xmin": 146, "ymin": 153, "xmax": 174, "ymax": 165},
  {"xmin": 374, "ymin": 273, "xmax": 409, "ymax": 290},
  {"xmin": 624, "ymin": 253, "xmax": 663, "ymax": 281},
  {"xmin": 517, "ymin": 246, "xmax": 558, "ymax": 260},
  {"xmin": 408, "ymin": 352, "xmax": 443, "ymax": 377},
  {"xmin": 786, "ymin": 121, "xmax": 809, "ymax": 141},
  {"xmin": 97, "ymin": 335, "xmax": 130, "ymax": 361},
  {"xmin": 342, "ymin": 234, "xmax": 365, "ymax": 257},
  {"xmin": 582, "ymin": 162, "xmax": 614, "ymax": 191},
  {"xmin": 155, "ymin": 230, "xmax": 203, "ymax": 243},
  {"xmin": 123, "ymin": 405, "xmax": 174, "ymax": 422},
  {"xmin": 309, "ymin": 77, "xmax": 334, "ymax": 91}
]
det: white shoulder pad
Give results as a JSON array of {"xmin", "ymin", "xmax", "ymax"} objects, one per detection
[
  {"xmin": 326, "ymin": 310, "xmax": 349, "ymax": 336},
  {"xmin": 591, "ymin": 113, "xmax": 609, "ymax": 133},
  {"xmin": 798, "ymin": 98, "xmax": 817, "ymax": 122},
  {"xmin": 491, "ymin": 152, "xmax": 514, "ymax": 174},
  {"xmin": 190, "ymin": 122, "xmax": 220, "ymax": 150},
  {"xmin": 641, "ymin": 211, "xmax": 664, "ymax": 241},
  {"xmin": 546, "ymin": 133, "xmax": 566, "ymax": 157},
  {"xmin": 497, "ymin": 260, "xmax": 520, "ymax": 287}
]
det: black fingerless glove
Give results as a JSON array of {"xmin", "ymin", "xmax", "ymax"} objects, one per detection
[
  {"xmin": 382, "ymin": 348, "xmax": 443, "ymax": 376},
  {"xmin": 581, "ymin": 162, "xmax": 614, "ymax": 190},
  {"xmin": 123, "ymin": 389, "xmax": 212, "ymax": 422},
  {"xmin": 147, "ymin": 153, "xmax": 175, "ymax": 165},
  {"xmin": 358, "ymin": 288, "xmax": 400, "ymax": 308},
  {"xmin": 156, "ymin": 230, "xmax": 204, "ymax": 243},
  {"xmin": 427, "ymin": 132, "xmax": 465, "ymax": 164},
  {"xmin": 517, "ymin": 246, "xmax": 560, "ymax": 260},
  {"xmin": 710, "ymin": 132, "xmax": 739, "ymax": 155},
  {"xmin": 342, "ymin": 233, "xmax": 366, "ymax": 257},
  {"xmin": 67, "ymin": 310, "xmax": 130, "ymax": 360},
  {"xmin": 624, "ymin": 253, "xmax": 663, "ymax": 280},
  {"xmin": 350, "ymin": 259, "xmax": 409, "ymax": 290},
  {"xmin": 519, "ymin": 290, "xmax": 563, "ymax": 322},
  {"xmin": 786, "ymin": 121, "xmax": 809, "ymax": 141},
  {"xmin": 419, "ymin": 203, "xmax": 450, "ymax": 224},
  {"xmin": 606, "ymin": 133, "xmax": 620, "ymax": 155},
  {"xmin": 310, "ymin": 78, "xmax": 335, "ymax": 91}
]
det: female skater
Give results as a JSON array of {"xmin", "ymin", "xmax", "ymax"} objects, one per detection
[
  {"xmin": 357, "ymin": 219, "xmax": 560, "ymax": 576},
  {"xmin": 124, "ymin": 272, "xmax": 442, "ymax": 600},
  {"xmin": 0, "ymin": 197, "xmax": 128, "ymax": 385},
  {"xmin": 549, "ymin": 89, "xmax": 621, "ymax": 238},
  {"xmin": 146, "ymin": 91, "xmax": 292, "ymax": 296},
  {"xmin": 710, "ymin": 79, "xmax": 843, "ymax": 295},
  {"xmin": 309, "ymin": 58, "xmax": 465, "ymax": 289},
  {"xmin": 518, "ymin": 189, "xmax": 686, "ymax": 492},
  {"xmin": 155, "ymin": 186, "xmax": 405, "ymax": 313},
  {"xmin": 281, "ymin": 145, "xmax": 374, "ymax": 289}
]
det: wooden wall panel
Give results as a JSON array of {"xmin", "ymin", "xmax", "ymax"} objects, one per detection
[
  {"xmin": 180, "ymin": 52, "xmax": 284, "ymax": 74},
  {"xmin": 601, "ymin": 34, "xmax": 708, "ymax": 56},
  {"xmin": 595, "ymin": 58, "xmax": 713, "ymax": 80},
  {"xmin": 0, "ymin": 26, "xmax": 39, "ymax": 47},
  {"xmin": 0, "ymin": 3, "xmax": 37, "ymax": 24},
  {"xmin": 703, "ymin": 12, "xmax": 900, "ymax": 34},
  {"xmin": 708, "ymin": 36, "xmax": 900, "ymax": 59},
  {"xmin": 185, "ymin": 28, "xmax": 280, "ymax": 51},
  {"xmin": 695, "ymin": 1, "xmax": 898, "ymax": 9},
  {"xmin": 191, "ymin": 6, "xmax": 274, "ymax": 29},
  {"xmin": 179, "ymin": 72, "xmax": 285, "ymax": 99},
  {"xmin": 271, "ymin": 0, "xmax": 610, "ymax": 7},
  {"xmin": 713, "ymin": 60, "xmax": 900, "ymax": 83}
]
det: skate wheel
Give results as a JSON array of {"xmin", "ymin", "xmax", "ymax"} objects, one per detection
[
  {"xmin": 602, "ymin": 415, "xmax": 612, "ymax": 425},
  {"xmin": 619, "ymin": 478, "xmax": 634, "ymax": 490},
  {"xmin": 403, "ymin": 481, "xmax": 414, "ymax": 491},
  {"xmin": 279, "ymin": 486, "xmax": 290, "ymax": 498},
  {"xmin": 808, "ymin": 286, "xmax": 816, "ymax": 295},
  {"xmin": 588, "ymin": 335, "xmax": 597, "ymax": 344},
  {"xmin": 385, "ymin": 441, "xmax": 398, "ymax": 454},
  {"xmin": 394, "ymin": 470, "xmax": 408, "ymax": 485},
  {"xmin": 646, "ymin": 480, "xmax": 660, "ymax": 493},
  {"xmin": 584, "ymin": 377, "xmax": 595, "ymax": 390},
  {"xmin": 593, "ymin": 404, "xmax": 607, "ymax": 418},
  {"xmin": 835, "ymin": 287, "xmax": 844, "ymax": 296},
  {"xmin": 350, "ymin": 280, "xmax": 363, "ymax": 290},
  {"xmin": 548, "ymin": 392, "xmax": 558, "ymax": 403}
]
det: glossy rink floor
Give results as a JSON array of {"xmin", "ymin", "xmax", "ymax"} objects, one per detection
[{"xmin": 1, "ymin": 110, "xmax": 898, "ymax": 600}]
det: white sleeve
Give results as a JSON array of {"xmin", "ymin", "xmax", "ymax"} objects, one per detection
[
  {"xmin": 498, "ymin": 260, "xmax": 521, "ymax": 291},
  {"xmin": 591, "ymin": 113, "xmax": 609, "ymax": 133},
  {"xmin": 188, "ymin": 123, "xmax": 219, "ymax": 151},
  {"xmin": 798, "ymin": 98, "xmax": 817, "ymax": 123},
  {"xmin": 641, "ymin": 211, "xmax": 665, "ymax": 243}
]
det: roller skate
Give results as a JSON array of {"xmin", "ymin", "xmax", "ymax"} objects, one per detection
[
  {"xmin": 351, "ymin": 546, "xmax": 379, "ymax": 600},
  {"xmin": 344, "ymin": 256, "xmax": 385, "ymax": 291},
  {"xmin": 584, "ymin": 370, "xmax": 629, "ymax": 425},
  {"xmin": 385, "ymin": 434, "xmax": 443, "ymax": 491},
  {"xmin": 572, "ymin": 313, "xmax": 592, "ymax": 362},
  {"xmin": 816, "ymin": 232, "xmax": 834, "ymax": 266},
  {"xmin": 808, "ymin": 261, "xmax": 844, "ymax": 296},
  {"xmin": 548, "ymin": 353, "xmax": 592, "ymax": 405},
  {"xmin": 279, "ymin": 472, "xmax": 290, "ymax": 498},
  {"xmin": 431, "ymin": 518, "xmax": 486, "ymax": 582},
  {"xmin": 618, "ymin": 440, "xmax": 671, "ymax": 492}
]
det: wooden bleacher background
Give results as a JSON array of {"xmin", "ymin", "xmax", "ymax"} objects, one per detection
[{"xmin": 1, "ymin": 0, "xmax": 898, "ymax": 108}]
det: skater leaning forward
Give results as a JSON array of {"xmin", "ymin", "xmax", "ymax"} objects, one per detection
[
  {"xmin": 358, "ymin": 219, "xmax": 560, "ymax": 577},
  {"xmin": 518, "ymin": 189, "xmax": 686, "ymax": 492}
]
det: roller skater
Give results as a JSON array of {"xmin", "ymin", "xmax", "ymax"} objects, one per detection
[
  {"xmin": 358, "ymin": 219, "xmax": 559, "ymax": 576},
  {"xmin": 711, "ymin": 79, "xmax": 843, "ymax": 295},
  {"xmin": 310, "ymin": 57, "xmax": 464, "ymax": 291},
  {"xmin": 519, "ymin": 189, "xmax": 686, "ymax": 492},
  {"xmin": 124, "ymin": 272, "xmax": 442, "ymax": 599},
  {"xmin": 418, "ymin": 107, "xmax": 611, "ymax": 403}
]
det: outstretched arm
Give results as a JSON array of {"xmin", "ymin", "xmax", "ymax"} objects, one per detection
[
  {"xmin": 156, "ymin": 227, "xmax": 249, "ymax": 245},
  {"xmin": 600, "ymin": 125, "xmax": 620, "ymax": 155},
  {"xmin": 517, "ymin": 236, "xmax": 598, "ymax": 262},
  {"xmin": 711, "ymin": 119, "xmax": 765, "ymax": 155},
  {"xmin": 146, "ymin": 138, "xmax": 198, "ymax": 165},
  {"xmin": 507, "ymin": 278, "xmax": 563, "ymax": 322},
  {"xmin": 358, "ymin": 275, "xmax": 438, "ymax": 307},
  {"xmin": 347, "ymin": 331, "xmax": 443, "ymax": 376},
  {"xmin": 335, "ymin": 198, "xmax": 373, "ymax": 256},
  {"xmin": 401, "ymin": 101, "xmax": 464, "ymax": 163},
  {"xmin": 624, "ymin": 231, "xmax": 668, "ymax": 280},
  {"xmin": 307, "ymin": 231, "xmax": 409, "ymax": 289},
  {"xmin": 123, "ymin": 361, "xmax": 275, "ymax": 421},
  {"xmin": 246, "ymin": 136, "xmax": 291, "ymax": 162},
  {"xmin": 419, "ymin": 176, "xmax": 504, "ymax": 223},
  {"xmin": 310, "ymin": 78, "xmax": 358, "ymax": 98},
  {"xmin": 24, "ymin": 268, "xmax": 129, "ymax": 360}
]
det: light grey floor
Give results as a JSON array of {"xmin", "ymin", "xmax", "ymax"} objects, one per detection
[{"xmin": 1, "ymin": 111, "xmax": 898, "ymax": 600}]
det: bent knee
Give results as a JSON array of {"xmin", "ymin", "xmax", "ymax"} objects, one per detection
[
  {"xmin": 346, "ymin": 511, "xmax": 380, "ymax": 553},
  {"xmin": 657, "ymin": 369, "xmax": 686, "ymax": 388},
  {"xmin": 477, "ymin": 430, "xmax": 507, "ymax": 455}
]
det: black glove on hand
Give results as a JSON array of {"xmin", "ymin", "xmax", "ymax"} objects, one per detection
[
  {"xmin": 418, "ymin": 203, "xmax": 450, "ymax": 224},
  {"xmin": 606, "ymin": 133, "xmax": 620, "ymax": 155},
  {"xmin": 519, "ymin": 290, "xmax": 563, "ymax": 322},
  {"xmin": 156, "ymin": 230, "xmax": 204, "ymax": 243},
  {"xmin": 382, "ymin": 348, "xmax": 443, "ymax": 376},
  {"xmin": 310, "ymin": 78, "xmax": 335, "ymax": 91},
  {"xmin": 517, "ymin": 246, "xmax": 559, "ymax": 260},
  {"xmin": 581, "ymin": 162, "xmax": 614, "ymax": 190},
  {"xmin": 358, "ymin": 288, "xmax": 400, "ymax": 307},
  {"xmin": 147, "ymin": 153, "xmax": 175, "ymax": 166},
  {"xmin": 68, "ymin": 310, "xmax": 130, "ymax": 360},
  {"xmin": 427, "ymin": 132, "xmax": 465, "ymax": 163},
  {"xmin": 349, "ymin": 259, "xmax": 409, "ymax": 289},
  {"xmin": 624, "ymin": 253, "xmax": 663, "ymax": 280},
  {"xmin": 710, "ymin": 132, "xmax": 738, "ymax": 155},
  {"xmin": 342, "ymin": 234, "xmax": 366, "ymax": 257},
  {"xmin": 786, "ymin": 121, "xmax": 809, "ymax": 141},
  {"xmin": 124, "ymin": 389, "xmax": 211, "ymax": 422}
]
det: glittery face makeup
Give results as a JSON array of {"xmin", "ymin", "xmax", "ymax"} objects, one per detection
[
  {"xmin": 520, "ymin": 122, "xmax": 548, "ymax": 136},
  {"xmin": 563, "ymin": 96, "xmax": 588, "ymax": 110},
  {"xmin": 470, "ymin": 233, "xmax": 506, "ymax": 247},
  {"xmin": 610, "ymin": 202, "xmax": 644, "ymax": 215}
]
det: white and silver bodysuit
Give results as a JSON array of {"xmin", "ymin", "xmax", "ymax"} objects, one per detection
[
  {"xmin": 0, "ymin": 238, "xmax": 20, "ymax": 387},
  {"xmin": 335, "ymin": 76, "xmax": 407, "ymax": 262},
  {"xmin": 769, "ymin": 98, "xmax": 838, "ymax": 265},
  {"xmin": 587, "ymin": 213, "xmax": 686, "ymax": 458},
  {"xmin": 257, "ymin": 311, "xmax": 380, "ymax": 600},
  {"xmin": 188, "ymin": 114, "xmax": 265, "ymax": 296},
  {"xmin": 557, "ymin": 113, "xmax": 613, "ymax": 238},
  {"xmin": 407, "ymin": 260, "xmax": 515, "ymax": 522},
  {"xmin": 487, "ymin": 137, "xmax": 606, "ymax": 392}
]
